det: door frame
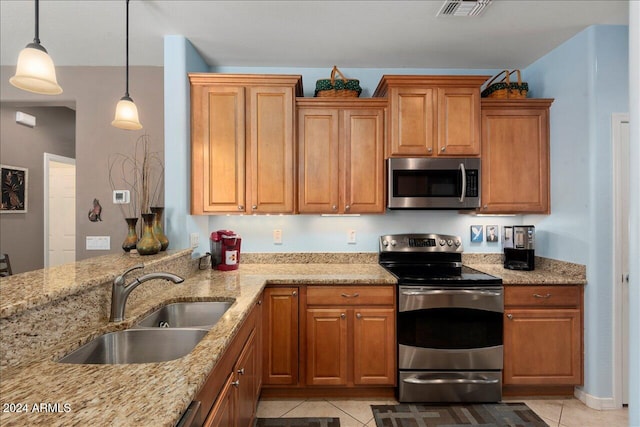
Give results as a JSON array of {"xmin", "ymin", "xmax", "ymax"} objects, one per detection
[
  {"xmin": 43, "ymin": 153, "xmax": 76, "ymax": 268},
  {"xmin": 611, "ymin": 112, "xmax": 629, "ymax": 408}
]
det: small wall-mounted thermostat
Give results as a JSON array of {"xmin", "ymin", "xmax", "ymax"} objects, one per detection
[{"xmin": 113, "ymin": 190, "xmax": 130, "ymax": 204}]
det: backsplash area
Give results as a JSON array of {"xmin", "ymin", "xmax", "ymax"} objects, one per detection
[{"xmin": 196, "ymin": 210, "xmax": 524, "ymax": 256}]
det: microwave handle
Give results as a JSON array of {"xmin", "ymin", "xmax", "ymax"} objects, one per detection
[{"xmin": 459, "ymin": 163, "xmax": 467, "ymax": 203}]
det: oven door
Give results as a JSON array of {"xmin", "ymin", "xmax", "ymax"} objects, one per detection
[
  {"xmin": 398, "ymin": 286, "xmax": 503, "ymax": 370},
  {"xmin": 387, "ymin": 157, "xmax": 480, "ymax": 209}
]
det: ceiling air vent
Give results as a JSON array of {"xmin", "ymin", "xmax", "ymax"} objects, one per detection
[{"xmin": 438, "ymin": 0, "xmax": 492, "ymax": 17}]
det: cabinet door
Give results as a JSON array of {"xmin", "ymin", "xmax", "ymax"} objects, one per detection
[
  {"xmin": 353, "ymin": 308, "xmax": 396, "ymax": 385},
  {"xmin": 297, "ymin": 108, "xmax": 340, "ymax": 213},
  {"xmin": 481, "ymin": 105, "xmax": 550, "ymax": 213},
  {"xmin": 503, "ymin": 309, "xmax": 582, "ymax": 385},
  {"xmin": 306, "ymin": 308, "xmax": 348, "ymax": 386},
  {"xmin": 235, "ymin": 330, "xmax": 257, "ymax": 427},
  {"xmin": 437, "ymin": 87, "xmax": 480, "ymax": 156},
  {"xmin": 191, "ymin": 85, "xmax": 246, "ymax": 214},
  {"xmin": 247, "ymin": 86, "xmax": 295, "ymax": 213},
  {"xmin": 388, "ymin": 87, "xmax": 436, "ymax": 156},
  {"xmin": 342, "ymin": 109, "xmax": 385, "ymax": 213},
  {"xmin": 262, "ymin": 287, "xmax": 299, "ymax": 385},
  {"xmin": 202, "ymin": 372, "xmax": 236, "ymax": 427}
]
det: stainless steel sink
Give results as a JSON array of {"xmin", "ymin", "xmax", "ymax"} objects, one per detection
[
  {"xmin": 58, "ymin": 329, "xmax": 208, "ymax": 364},
  {"xmin": 134, "ymin": 301, "xmax": 234, "ymax": 329}
]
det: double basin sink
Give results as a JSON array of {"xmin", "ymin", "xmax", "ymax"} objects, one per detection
[{"xmin": 58, "ymin": 301, "xmax": 234, "ymax": 365}]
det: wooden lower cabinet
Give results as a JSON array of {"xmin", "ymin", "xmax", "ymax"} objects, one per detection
[
  {"xmin": 262, "ymin": 286, "xmax": 299, "ymax": 385},
  {"xmin": 503, "ymin": 285, "xmax": 583, "ymax": 393},
  {"xmin": 196, "ymin": 300, "xmax": 261, "ymax": 427},
  {"xmin": 305, "ymin": 287, "xmax": 396, "ymax": 388}
]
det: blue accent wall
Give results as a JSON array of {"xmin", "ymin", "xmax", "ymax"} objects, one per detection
[{"xmin": 523, "ymin": 25, "xmax": 629, "ymax": 402}]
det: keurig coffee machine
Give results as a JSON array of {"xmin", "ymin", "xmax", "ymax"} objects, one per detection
[{"xmin": 503, "ymin": 225, "xmax": 535, "ymax": 271}]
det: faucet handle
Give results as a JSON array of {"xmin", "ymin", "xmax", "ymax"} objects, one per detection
[{"xmin": 115, "ymin": 264, "xmax": 144, "ymax": 286}]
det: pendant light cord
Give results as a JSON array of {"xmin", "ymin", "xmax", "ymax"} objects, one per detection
[
  {"xmin": 33, "ymin": 0, "xmax": 40, "ymax": 45},
  {"xmin": 125, "ymin": 0, "xmax": 130, "ymax": 97}
]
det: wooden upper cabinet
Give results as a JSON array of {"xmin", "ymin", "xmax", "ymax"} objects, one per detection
[
  {"xmin": 480, "ymin": 99, "xmax": 553, "ymax": 214},
  {"xmin": 297, "ymin": 99, "xmax": 386, "ymax": 214},
  {"xmin": 373, "ymin": 75, "xmax": 487, "ymax": 158},
  {"xmin": 189, "ymin": 74, "xmax": 302, "ymax": 215},
  {"xmin": 191, "ymin": 85, "xmax": 246, "ymax": 214},
  {"xmin": 437, "ymin": 87, "xmax": 481, "ymax": 156}
]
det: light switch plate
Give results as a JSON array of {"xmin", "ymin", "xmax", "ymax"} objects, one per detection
[{"xmin": 86, "ymin": 236, "xmax": 110, "ymax": 250}]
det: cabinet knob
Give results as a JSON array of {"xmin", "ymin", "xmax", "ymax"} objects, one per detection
[
  {"xmin": 238, "ymin": 205, "xmax": 244, "ymax": 210},
  {"xmin": 237, "ymin": 368, "xmax": 245, "ymax": 375},
  {"xmin": 441, "ymin": 146, "xmax": 446, "ymax": 152},
  {"xmin": 332, "ymin": 205, "xmax": 337, "ymax": 211},
  {"xmin": 292, "ymin": 291, "xmax": 297, "ymax": 297},
  {"xmin": 232, "ymin": 380, "xmax": 240, "ymax": 387},
  {"xmin": 483, "ymin": 205, "xmax": 488, "ymax": 210},
  {"xmin": 427, "ymin": 147, "xmax": 433, "ymax": 153},
  {"xmin": 507, "ymin": 314, "xmax": 513, "ymax": 320},
  {"xmin": 252, "ymin": 205, "xmax": 257, "ymax": 210},
  {"xmin": 257, "ymin": 300, "xmax": 262, "ymax": 305},
  {"xmin": 356, "ymin": 313, "xmax": 362, "ymax": 319},
  {"xmin": 345, "ymin": 205, "xmax": 350, "ymax": 211},
  {"xmin": 340, "ymin": 313, "xmax": 346, "ymax": 319}
]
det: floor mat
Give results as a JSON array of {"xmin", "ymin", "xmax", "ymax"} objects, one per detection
[
  {"xmin": 371, "ymin": 403, "xmax": 548, "ymax": 427},
  {"xmin": 255, "ymin": 418, "xmax": 340, "ymax": 427}
]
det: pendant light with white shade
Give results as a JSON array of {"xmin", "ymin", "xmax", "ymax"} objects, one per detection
[
  {"xmin": 9, "ymin": 0, "xmax": 63, "ymax": 95},
  {"xmin": 112, "ymin": 0, "xmax": 142, "ymax": 130}
]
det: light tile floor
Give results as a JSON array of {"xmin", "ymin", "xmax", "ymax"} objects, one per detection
[{"xmin": 257, "ymin": 397, "xmax": 630, "ymax": 427}]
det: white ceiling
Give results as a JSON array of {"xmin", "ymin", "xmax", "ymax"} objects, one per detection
[{"xmin": 0, "ymin": 0, "xmax": 629, "ymax": 70}]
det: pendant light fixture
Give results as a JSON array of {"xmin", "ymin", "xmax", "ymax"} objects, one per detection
[
  {"xmin": 112, "ymin": 0, "xmax": 142, "ymax": 130},
  {"xmin": 9, "ymin": 0, "xmax": 63, "ymax": 95}
]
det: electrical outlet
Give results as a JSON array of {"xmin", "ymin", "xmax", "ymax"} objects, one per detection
[
  {"xmin": 347, "ymin": 229, "xmax": 357, "ymax": 244},
  {"xmin": 190, "ymin": 233, "xmax": 199, "ymax": 248},
  {"xmin": 273, "ymin": 229, "xmax": 283, "ymax": 245}
]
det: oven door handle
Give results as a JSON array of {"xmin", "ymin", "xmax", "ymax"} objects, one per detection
[
  {"xmin": 401, "ymin": 289, "xmax": 502, "ymax": 297},
  {"xmin": 403, "ymin": 377, "xmax": 500, "ymax": 385},
  {"xmin": 459, "ymin": 162, "xmax": 467, "ymax": 203}
]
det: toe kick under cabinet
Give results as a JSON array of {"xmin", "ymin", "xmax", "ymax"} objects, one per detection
[{"xmin": 503, "ymin": 285, "xmax": 584, "ymax": 396}]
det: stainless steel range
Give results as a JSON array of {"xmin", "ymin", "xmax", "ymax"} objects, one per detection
[{"xmin": 379, "ymin": 233, "xmax": 504, "ymax": 403}]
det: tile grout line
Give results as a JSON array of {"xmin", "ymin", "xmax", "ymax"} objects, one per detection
[
  {"xmin": 278, "ymin": 398, "xmax": 309, "ymax": 418},
  {"xmin": 325, "ymin": 399, "xmax": 370, "ymax": 426}
]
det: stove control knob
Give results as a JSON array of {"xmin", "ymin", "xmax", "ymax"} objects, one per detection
[
  {"xmin": 390, "ymin": 240, "xmax": 397, "ymax": 247},
  {"xmin": 455, "ymin": 240, "xmax": 461, "ymax": 247},
  {"xmin": 382, "ymin": 240, "xmax": 389, "ymax": 246},
  {"xmin": 439, "ymin": 239, "xmax": 446, "ymax": 246},
  {"xmin": 447, "ymin": 239, "xmax": 453, "ymax": 246}
]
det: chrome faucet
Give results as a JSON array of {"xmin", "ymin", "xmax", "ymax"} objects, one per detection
[{"xmin": 109, "ymin": 264, "xmax": 184, "ymax": 322}]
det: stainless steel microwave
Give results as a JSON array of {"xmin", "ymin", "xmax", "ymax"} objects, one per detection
[{"xmin": 387, "ymin": 157, "xmax": 481, "ymax": 209}]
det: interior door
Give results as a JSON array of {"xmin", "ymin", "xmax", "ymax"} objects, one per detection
[{"xmin": 45, "ymin": 154, "xmax": 76, "ymax": 267}]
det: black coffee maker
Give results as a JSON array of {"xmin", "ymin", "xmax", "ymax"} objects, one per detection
[{"xmin": 503, "ymin": 225, "xmax": 535, "ymax": 270}]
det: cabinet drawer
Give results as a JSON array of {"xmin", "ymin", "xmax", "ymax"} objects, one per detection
[
  {"xmin": 505, "ymin": 286, "xmax": 581, "ymax": 308},
  {"xmin": 307, "ymin": 286, "xmax": 394, "ymax": 306}
]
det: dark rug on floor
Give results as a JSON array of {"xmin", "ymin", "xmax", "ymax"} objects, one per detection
[
  {"xmin": 255, "ymin": 418, "xmax": 340, "ymax": 427},
  {"xmin": 371, "ymin": 403, "xmax": 548, "ymax": 427}
]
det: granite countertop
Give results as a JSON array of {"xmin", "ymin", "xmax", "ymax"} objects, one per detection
[
  {"xmin": 0, "ymin": 249, "xmax": 193, "ymax": 319},
  {"xmin": 0, "ymin": 263, "xmax": 395, "ymax": 427},
  {"xmin": 465, "ymin": 255, "xmax": 587, "ymax": 285}
]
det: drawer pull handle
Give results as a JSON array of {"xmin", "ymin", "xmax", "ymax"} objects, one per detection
[
  {"xmin": 533, "ymin": 293, "xmax": 552, "ymax": 299},
  {"xmin": 232, "ymin": 380, "xmax": 240, "ymax": 387},
  {"xmin": 237, "ymin": 368, "xmax": 245, "ymax": 375},
  {"xmin": 341, "ymin": 293, "xmax": 360, "ymax": 298}
]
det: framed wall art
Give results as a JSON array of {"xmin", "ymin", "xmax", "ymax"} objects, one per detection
[{"xmin": 1, "ymin": 165, "xmax": 28, "ymax": 213}]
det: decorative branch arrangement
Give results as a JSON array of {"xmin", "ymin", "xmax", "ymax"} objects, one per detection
[{"xmin": 108, "ymin": 134, "xmax": 164, "ymax": 220}]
